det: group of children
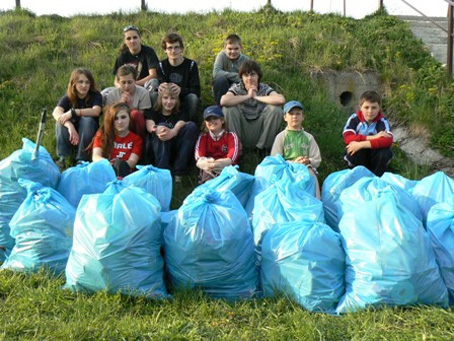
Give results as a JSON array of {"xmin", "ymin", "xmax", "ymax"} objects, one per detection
[{"xmin": 52, "ymin": 26, "xmax": 394, "ymax": 193}]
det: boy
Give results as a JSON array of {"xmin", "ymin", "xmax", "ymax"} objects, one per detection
[
  {"xmin": 343, "ymin": 90, "xmax": 393, "ymax": 176},
  {"xmin": 154, "ymin": 33, "xmax": 201, "ymax": 123},
  {"xmin": 271, "ymin": 100, "xmax": 321, "ymax": 198},
  {"xmin": 213, "ymin": 34, "xmax": 249, "ymax": 105}
]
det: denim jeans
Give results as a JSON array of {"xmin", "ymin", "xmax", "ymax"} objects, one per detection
[
  {"xmin": 151, "ymin": 122, "xmax": 198, "ymax": 176},
  {"xmin": 55, "ymin": 117, "xmax": 98, "ymax": 162}
]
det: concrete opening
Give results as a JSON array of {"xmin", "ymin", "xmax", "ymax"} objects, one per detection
[{"xmin": 339, "ymin": 91, "xmax": 353, "ymax": 107}]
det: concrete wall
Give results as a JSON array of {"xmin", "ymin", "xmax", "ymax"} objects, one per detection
[{"xmin": 310, "ymin": 70, "xmax": 382, "ymax": 113}]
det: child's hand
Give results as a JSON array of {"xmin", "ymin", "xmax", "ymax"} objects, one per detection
[
  {"xmin": 247, "ymin": 87, "xmax": 257, "ymax": 99},
  {"xmin": 156, "ymin": 126, "xmax": 175, "ymax": 141},
  {"xmin": 346, "ymin": 141, "xmax": 365, "ymax": 155},
  {"xmin": 373, "ymin": 131, "xmax": 392, "ymax": 139},
  {"xmin": 295, "ymin": 156, "xmax": 310, "ymax": 165},
  {"xmin": 169, "ymin": 83, "xmax": 181, "ymax": 96},
  {"xmin": 121, "ymin": 92, "xmax": 132, "ymax": 107}
]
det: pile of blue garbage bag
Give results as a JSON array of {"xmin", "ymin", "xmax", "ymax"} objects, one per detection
[{"xmin": 2, "ymin": 149, "xmax": 454, "ymax": 313}]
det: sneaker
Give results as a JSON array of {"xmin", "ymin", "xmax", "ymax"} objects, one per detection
[
  {"xmin": 174, "ymin": 175, "xmax": 183, "ymax": 184},
  {"xmin": 343, "ymin": 155, "xmax": 355, "ymax": 168}
]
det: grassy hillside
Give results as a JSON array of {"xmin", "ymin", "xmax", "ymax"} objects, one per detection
[
  {"xmin": 1, "ymin": 7, "xmax": 452, "ymax": 178},
  {"xmin": 1, "ymin": 7, "xmax": 454, "ymax": 339}
]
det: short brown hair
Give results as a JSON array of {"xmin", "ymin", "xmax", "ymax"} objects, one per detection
[
  {"xmin": 116, "ymin": 65, "xmax": 138, "ymax": 80},
  {"xmin": 225, "ymin": 34, "xmax": 242, "ymax": 46},
  {"xmin": 360, "ymin": 90, "xmax": 381, "ymax": 106},
  {"xmin": 162, "ymin": 32, "xmax": 184, "ymax": 50}
]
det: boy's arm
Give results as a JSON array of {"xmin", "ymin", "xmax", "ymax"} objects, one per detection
[
  {"xmin": 270, "ymin": 131, "xmax": 285, "ymax": 157},
  {"xmin": 308, "ymin": 136, "xmax": 322, "ymax": 169},
  {"xmin": 213, "ymin": 51, "xmax": 229, "ymax": 79},
  {"xmin": 254, "ymin": 90, "xmax": 286, "ymax": 106}
]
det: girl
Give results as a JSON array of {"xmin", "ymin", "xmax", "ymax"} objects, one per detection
[
  {"xmin": 145, "ymin": 84, "xmax": 198, "ymax": 183},
  {"xmin": 105, "ymin": 65, "xmax": 152, "ymax": 139},
  {"xmin": 52, "ymin": 68, "xmax": 102, "ymax": 169},
  {"xmin": 113, "ymin": 25, "xmax": 159, "ymax": 89},
  {"xmin": 91, "ymin": 102, "xmax": 143, "ymax": 178},
  {"xmin": 195, "ymin": 106, "xmax": 241, "ymax": 183}
]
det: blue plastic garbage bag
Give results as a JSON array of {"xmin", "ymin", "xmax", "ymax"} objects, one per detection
[
  {"xmin": 246, "ymin": 154, "xmax": 316, "ymax": 216},
  {"xmin": 163, "ymin": 188, "xmax": 258, "ymax": 300},
  {"xmin": 427, "ymin": 197, "xmax": 454, "ymax": 301},
  {"xmin": 410, "ymin": 171, "xmax": 454, "ymax": 224},
  {"xmin": 123, "ymin": 165, "xmax": 171, "ymax": 211},
  {"xmin": 57, "ymin": 160, "xmax": 116, "ymax": 208},
  {"xmin": 261, "ymin": 221, "xmax": 345, "ymax": 314},
  {"xmin": 338, "ymin": 177, "xmax": 423, "ymax": 223},
  {"xmin": 336, "ymin": 194, "xmax": 448, "ymax": 313},
  {"xmin": 381, "ymin": 172, "xmax": 418, "ymax": 191},
  {"xmin": 65, "ymin": 181, "xmax": 167, "ymax": 298},
  {"xmin": 252, "ymin": 178, "xmax": 325, "ymax": 248},
  {"xmin": 321, "ymin": 166, "xmax": 374, "ymax": 231},
  {"xmin": 2, "ymin": 180, "xmax": 75, "ymax": 274},
  {"xmin": 185, "ymin": 166, "xmax": 254, "ymax": 208},
  {"xmin": 0, "ymin": 138, "xmax": 60, "ymax": 260}
]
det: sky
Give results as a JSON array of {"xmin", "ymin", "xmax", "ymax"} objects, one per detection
[{"xmin": 0, "ymin": 0, "xmax": 448, "ymax": 18}]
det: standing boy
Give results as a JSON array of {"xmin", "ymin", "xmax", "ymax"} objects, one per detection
[
  {"xmin": 213, "ymin": 34, "xmax": 249, "ymax": 106},
  {"xmin": 343, "ymin": 90, "xmax": 393, "ymax": 176},
  {"xmin": 155, "ymin": 33, "xmax": 201, "ymax": 123},
  {"xmin": 271, "ymin": 100, "xmax": 322, "ymax": 198}
]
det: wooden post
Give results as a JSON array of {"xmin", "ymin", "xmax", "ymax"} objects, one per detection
[
  {"xmin": 141, "ymin": 0, "xmax": 147, "ymax": 11},
  {"xmin": 310, "ymin": 0, "xmax": 314, "ymax": 14},
  {"xmin": 449, "ymin": 3, "xmax": 453, "ymax": 77},
  {"xmin": 15, "ymin": 0, "xmax": 21, "ymax": 9},
  {"xmin": 343, "ymin": 0, "xmax": 346, "ymax": 16},
  {"xmin": 379, "ymin": 0, "xmax": 383, "ymax": 11}
]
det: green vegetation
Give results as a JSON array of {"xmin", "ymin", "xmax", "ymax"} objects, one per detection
[
  {"xmin": 2, "ymin": 270, "xmax": 454, "ymax": 340},
  {"xmin": 1, "ymin": 7, "xmax": 454, "ymax": 339}
]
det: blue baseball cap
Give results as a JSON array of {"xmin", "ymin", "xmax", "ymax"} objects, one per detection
[
  {"xmin": 203, "ymin": 105, "xmax": 224, "ymax": 120},
  {"xmin": 283, "ymin": 100, "xmax": 305, "ymax": 114}
]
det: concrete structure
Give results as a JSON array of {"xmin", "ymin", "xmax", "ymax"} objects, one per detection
[
  {"xmin": 310, "ymin": 70, "xmax": 381, "ymax": 113},
  {"xmin": 398, "ymin": 15, "xmax": 448, "ymax": 65}
]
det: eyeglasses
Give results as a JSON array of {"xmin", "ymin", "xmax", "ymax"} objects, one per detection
[
  {"xmin": 166, "ymin": 45, "xmax": 181, "ymax": 51},
  {"xmin": 123, "ymin": 25, "xmax": 139, "ymax": 33}
]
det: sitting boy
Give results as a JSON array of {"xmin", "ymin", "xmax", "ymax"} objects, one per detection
[
  {"xmin": 153, "ymin": 33, "xmax": 201, "ymax": 123},
  {"xmin": 213, "ymin": 34, "xmax": 249, "ymax": 106},
  {"xmin": 343, "ymin": 90, "xmax": 393, "ymax": 176},
  {"xmin": 271, "ymin": 100, "xmax": 322, "ymax": 198}
]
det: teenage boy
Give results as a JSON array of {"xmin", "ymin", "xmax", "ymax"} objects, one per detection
[
  {"xmin": 154, "ymin": 33, "xmax": 201, "ymax": 123},
  {"xmin": 271, "ymin": 100, "xmax": 322, "ymax": 198},
  {"xmin": 220, "ymin": 60, "xmax": 285, "ymax": 155},
  {"xmin": 343, "ymin": 90, "xmax": 393, "ymax": 176},
  {"xmin": 213, "ymin": 34, "xmax": 249, "ymax": 105}
]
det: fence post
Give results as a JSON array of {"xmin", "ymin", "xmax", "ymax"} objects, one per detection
[
  {"xmin": 449, "ymin": 3, "xmax": 453, "ymax": 77},
  {"xmin": 310, "ymin": 0, "xmax": 314, "ymax": 14},
  {"xmin": 379, "ymin": 0, "xmax": 383, "ymax": 11}
]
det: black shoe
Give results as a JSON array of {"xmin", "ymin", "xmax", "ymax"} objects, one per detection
[{"xmin": 56, "ymin": 157, "xmax": 66, "ymax": 171}]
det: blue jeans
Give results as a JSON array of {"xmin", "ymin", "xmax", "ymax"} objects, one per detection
[
  {"xmin": 55, "ymin": 117, "xmax": 98, "ymax": 162},
  {"xmin": 151, "ymin": 122, "xmax": 198, "ymax": 176}
]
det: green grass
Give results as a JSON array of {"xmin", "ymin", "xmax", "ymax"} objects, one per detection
[
  {"xmin": 1, "ymin": 6, "xmax": 454, "ymax": 339},
  {"xmin": 2, "ymin": 270, "xmax": 454, "ymax": 340}
]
